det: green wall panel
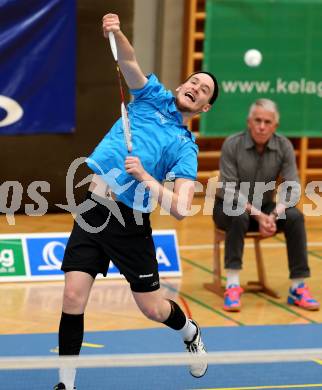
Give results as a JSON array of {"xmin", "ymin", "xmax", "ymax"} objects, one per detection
[{"xmin": 201, "ymin": 0, "xmax": 322, "ymax": 137}]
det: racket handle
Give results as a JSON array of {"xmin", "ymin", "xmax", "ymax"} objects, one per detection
[{"xmin": 108, "ymin": 31, "xmax": 118, "ymax": 62}]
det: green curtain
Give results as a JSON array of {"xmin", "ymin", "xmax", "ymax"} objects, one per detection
[{"xmin": 201, "ymin": 0, "xmax": 322, "ymax": 137}]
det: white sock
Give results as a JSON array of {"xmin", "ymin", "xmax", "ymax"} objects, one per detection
[
  {"xmin": 226, "ymin": 269, "xmax": 240, "ymax": 288},
  {"xmin": 59, "ymin": 367, "xmax": 76, "ymax": 390},
  {"xmin": 179, "ymin": 318, "xmax": 197, "ymax": 342},
  {"xmin": 291, "ymin": 278, "xmax": 305, "ymax": 290}
]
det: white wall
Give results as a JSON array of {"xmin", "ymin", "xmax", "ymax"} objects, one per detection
[
  {"xmin": 133, "ymin": 0, "xmax": 159, "ymax": 75},
  {"xmin": 157, "ymin": 0, "xmax": 184, "ymax": 91},
  {"xmin": 133, "ymin": 0, "xmax": 184, "ymax": 91}
]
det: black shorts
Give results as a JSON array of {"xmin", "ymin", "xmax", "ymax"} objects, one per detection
[{"xmin": 62, "ymin": 191, "xmax": 160, "ymax": 292}]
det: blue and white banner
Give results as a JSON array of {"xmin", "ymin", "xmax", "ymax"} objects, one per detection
[
  {"xmin": 0, "ymin": 230, "xmax": 181, "ymax": 282},
  {"xmin": 0, "ymin": 0, "xmax": 76, "ymax": 135}
]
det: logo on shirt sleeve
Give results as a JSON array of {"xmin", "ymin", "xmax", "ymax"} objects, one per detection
[{"xmin": 177, "ymin": 135, "xmax": 189, "ymax": 143}]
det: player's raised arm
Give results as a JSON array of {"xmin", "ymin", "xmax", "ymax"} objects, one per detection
[{"xmin": 102, "ymin": 13, "xmax": 147, "ymax": 90}]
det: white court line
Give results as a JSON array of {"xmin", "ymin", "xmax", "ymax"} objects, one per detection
[{"xmin": 180, "ymin": 242, "xmax": 322, "ymax": 251}]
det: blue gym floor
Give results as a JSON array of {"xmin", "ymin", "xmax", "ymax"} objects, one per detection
[{"xmin": 1, "ymin": 324, "xmax": 322, "ymax": 389}]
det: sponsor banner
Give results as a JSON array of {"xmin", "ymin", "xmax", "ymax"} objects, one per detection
[
  {"xmin": 202, "ymin": 0, "xmax": 322, "ymax": 137},
  {"xmin": 26, "ymin": 236, "xmax": 69, "ymax": 277},
  {"xmin": 0, "ymin": 0, "xmax": 76, "ymax": 135},
  {"xmin": 0, "ymin": 239, "xmax": 26, "ymax": 277},
  {"xmin": 0, "ymin": 230, "xmax": 181, "ymax": 282},
  {"xmin": 154, "ymin": 231, "xmax": 181, "ymax": 276}
]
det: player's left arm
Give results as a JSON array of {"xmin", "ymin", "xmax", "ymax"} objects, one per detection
[{"xmin": 125, "ymin": 156, "xmax": 195, "ymax": 220}]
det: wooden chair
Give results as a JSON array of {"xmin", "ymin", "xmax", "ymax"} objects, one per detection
[{"xmin": 204, "ymin": 227, "xmax": 280, "ymax": 298}]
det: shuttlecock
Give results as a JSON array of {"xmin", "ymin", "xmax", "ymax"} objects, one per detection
[{"xmin": 244, "ymin": 49, "xmax": 262, "ymax": 67}]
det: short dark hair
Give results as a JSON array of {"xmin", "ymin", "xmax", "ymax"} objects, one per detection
[{"xmin": 185, "ymin": 71, "xmax": 219, "ymax": 105}]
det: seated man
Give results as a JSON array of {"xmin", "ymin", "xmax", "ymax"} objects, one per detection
[{"xmin": 213, "ymin": 98, "xmax": 319, "ymax": 312}]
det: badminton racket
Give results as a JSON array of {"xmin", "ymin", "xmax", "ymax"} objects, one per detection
[{"xmin": 108, "ymin": 31, "xmax": 133, "ymax": 153}]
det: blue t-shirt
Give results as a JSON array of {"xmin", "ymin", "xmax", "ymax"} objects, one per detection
[{"xmin": 86, "ymin": 73, "xmax": 198, "ymax": 212}]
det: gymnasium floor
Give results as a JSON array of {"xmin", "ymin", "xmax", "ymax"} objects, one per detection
[
  {"xmin": 1, "ymin": 325, "xmax": 322, "ymax": 389},
  {"xmin": 1, "ymin": 199, "xmax": 322, "ymax": 389}
]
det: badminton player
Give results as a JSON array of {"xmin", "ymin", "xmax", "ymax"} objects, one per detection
[{"xmin": 53, "ymin": 12, "xmax": 219, "ymax": 390}]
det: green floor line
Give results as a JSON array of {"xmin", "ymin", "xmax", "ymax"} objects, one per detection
[
  {"xmin": 273, "ymin": 235, "xmax": 285, "ymax": 243},
  {"xmin": 307, "ymin": 226, "xmax": 322, "ymax": 231},
  {"xmin": 161, "ymin": 281, "xmax": 244, "ymax": 326},
  {"xmin": 307, "ymin": 249, "xmax": 322, "ymax": 260},
  {"xmin": 181, "ymin": 256, "xmax": 213, "ymax": 274},
  {"xmin": 180, "ymin": 256, "xmax": 318, "ymax": 324},
  {"xmin": 273, "ymin": 235, "xmax": 322, "ymax": 261},
  {"xmin": 255, "ymin": 293, "xmax": 318, "ymax": 324}
]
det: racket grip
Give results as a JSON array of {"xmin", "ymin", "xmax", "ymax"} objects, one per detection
[{"xmin": 108, "ymin": 31, "xmax": 118, "ymax": 61}]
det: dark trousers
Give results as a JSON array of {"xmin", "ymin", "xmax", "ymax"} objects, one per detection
[{"xmin": 213, "ymin": 199, "xmax": 310, "ymax": 279}]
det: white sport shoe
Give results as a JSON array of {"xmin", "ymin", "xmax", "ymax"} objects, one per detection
[{"xmin": 184, "ymin": 319, "xmax": 208, "ymax": 378}]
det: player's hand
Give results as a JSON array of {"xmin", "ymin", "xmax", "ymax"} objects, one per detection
[
  {"xmin": 258, "ymin": 213, "xmax": 277, "ymax": 237},
  {"xmin": 125, "ymin": 156, "xmax": 147, "ymax": 182},
  {"xmin": 102, "ymin": 13, "xmax": 120, "ymax": 37}
]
